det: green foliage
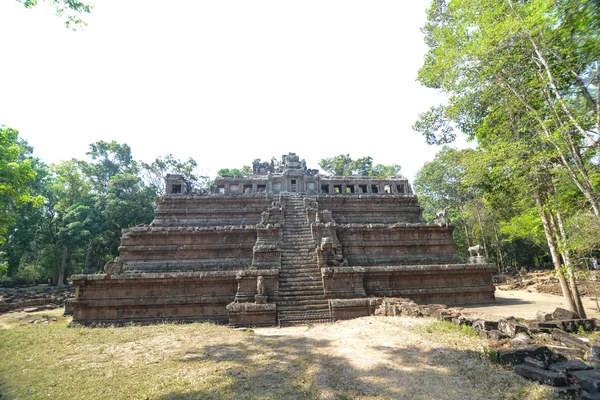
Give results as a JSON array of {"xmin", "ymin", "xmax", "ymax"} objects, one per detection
[
  {"xmin": 140, "ymin": 154, "xmax": 205, "ymax": 194},
  {"xmin": 15, "ymin": 264, "xmax": 40, "ymax": 284},
  {"xmin": 318, "ymin": 154, "xmax": 402, "ymax": 177},
  {"xmin": 0, "ymin": 127, "xmax": 45, "ymax": 245},
  {"xmin": 217, "ymin": 166, "xmax": 252, "ymax": 177},
  {"xmin": 16, "ymin": 0, "xmax": 93, "ymax": 30},
  {"xmin": 483, "ymin": 347, "xmax": 499, "ymax": 362}
]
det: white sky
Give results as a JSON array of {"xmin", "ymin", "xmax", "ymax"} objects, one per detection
[{"xmin": 0, "ymin": 0, "xmax": 470, "ymax": 181}]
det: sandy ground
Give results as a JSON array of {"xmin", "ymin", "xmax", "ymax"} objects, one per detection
[{"xmin": 463, "ymin": 290, "xmax": 600, "ymax": 320}]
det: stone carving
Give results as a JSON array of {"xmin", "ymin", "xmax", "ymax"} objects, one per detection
[
  {"xmin": 433, "ymin": 209, "xmax": 450, "ymax": 226},
  {"xmin": 257, "ymin": 275, "xmax": 265, "ymax": 295},
  {"xmin": 318, "ymin": 237, "xmax": 342, "ymax": 267},
  {"xmin": 103, "ymin": 257, "xmax": 124, "ymax": 275},
  {"xmin": 468, "ymin": 244, "xmax": 482, "ymax": 257}
]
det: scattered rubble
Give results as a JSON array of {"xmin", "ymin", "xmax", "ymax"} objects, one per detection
[
  {"xmin": 378, "ymin": 297, "xmax": 600, "ymax": 399},
  {"xmin": 0, "ymin": 286, "xmax": 75, "ymax": 314}
]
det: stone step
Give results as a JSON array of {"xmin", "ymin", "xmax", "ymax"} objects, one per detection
[
  {"xmin": 278, "ymin": 289, "xmax": 325, "ymax": 297},
  {"xmin": 277, "ymin": 304, "xmax": 330, "ymax": 312},
  {"xmin": 279, "ymin": 281, "xmax": 321, "ymax": 285},
  {"xmin": 279, "ymin": 270, "xmax": 320, "ymax": 276},
  {"xmin": 277, "ymin": 299, "xmax": 328, "ymax": 306}
]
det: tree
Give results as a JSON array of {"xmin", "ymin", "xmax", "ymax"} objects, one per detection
[
  {"xmin": 319, "ymin": 154, "xmax": 402, "ymax": 177},
  {"xmin": 80, "ymin": 141, "xmax": 137, "ymax": 192},
  {"xmin": 414, "ymin": 0, "xmax": 600, "ymax": 314},
  {"xmin": 140, "ymin": 154, "xmax": 205, "ymax": 194},
  {"xmin": 415, "ymin": 0, "xmax": 600, "ymax": 224},
  {"xmin": 0, "ymin": 127, "xmax": 44, "ymax": 245},
  {"xmin": 217, "ymin": 166, "xmax": 252, "ymax": 177},
  {"xmin": 16, "ymin": 0, "xmax": 93, "ymax": 29}
]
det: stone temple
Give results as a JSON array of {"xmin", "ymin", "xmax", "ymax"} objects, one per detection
[{"xmin": 70, "ymin": 153, "xmax": 495, "ymax": 326}]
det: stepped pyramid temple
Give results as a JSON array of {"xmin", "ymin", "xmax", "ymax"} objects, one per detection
[{"xmin": 70, "ymin": 153, "xmax": 495, "ymax": 326}]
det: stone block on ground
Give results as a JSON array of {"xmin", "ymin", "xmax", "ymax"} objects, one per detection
[
  {"xmin": 480, "ymin": 329, "xmax": 507, "ymax": 340},
  {"xmin": 498, "ymin": 346, "xmax": 555, "ymax": 365},
  {"xmin": 472, "ymin": 319, "xmax": 498, "ymax": 331},
  {"xmin": 513, "ymin": 364, "xmax": 567, "ymax": 386},
  {"xmin": 524, "ymin": 357, "xmax": 548, "ymax": 369},
  {"xmin": 548, "ymin": 360, "xmax": 592, "ymax": 374},
  {"xmin": 552, "ymin": 307, "xmax": 579, "ymax": 320},
  {"xmin": 536, "ymin": 310, "xmax": 552, "ymax": 321},
  {"xmin": 588, "ymin": 346, "xmax": 600, "ymax": 366},
  {"xmin": 498, "ymin": 319, "xmax": 529, "ymax": 337},
  {"xmin": 510, "ymin": 332, "xmax": 535, "ymax": 348},
  {"xmin": 547, "ymin": 345, "xmax": 585, "ymax": 360},
  {"xmin": 452, "ymin": 316, "xmax": 473, "ymax": 326},
  {"xmin": 572, "ymin": 369, "xmax": 600, "ymax": 393},
  {"xmin": 552, "ymin": 329, "xmax": 591, "ymax": 351}
]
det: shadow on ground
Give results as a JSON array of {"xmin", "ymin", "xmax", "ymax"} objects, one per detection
[{"xmin": 157, "ymin": 330, "xmax": 540, "ymax": 400}]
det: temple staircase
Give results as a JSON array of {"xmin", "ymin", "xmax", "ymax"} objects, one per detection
[{"xmin": 277, "ymin": 194, "xmax": 331, "ymax": 326}]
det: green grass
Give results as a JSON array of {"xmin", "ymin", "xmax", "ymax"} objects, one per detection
[
  {"xmin": 0, "ymin": 313, "xmax": 557, "ymax": 400},
  {"xmin": 0, "ymin": 317, "xmax": 316, "ymax": 400}
]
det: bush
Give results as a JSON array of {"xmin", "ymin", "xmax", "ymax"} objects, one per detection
[{"xmin": 15, "ymin": 265, "xmax": 40, "ymax": 285}]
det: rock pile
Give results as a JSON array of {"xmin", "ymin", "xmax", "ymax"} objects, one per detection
[
  {"xmin": 378, "ymin": 298, "xmax": 600, "ymax": 398},
  {"xmin": 0, "ymin": 286, "xmax": 75, "ymax": 314}
]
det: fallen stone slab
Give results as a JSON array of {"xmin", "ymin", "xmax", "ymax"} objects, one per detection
[
  {"xmin": 498, "ymin": 319, "xmax": 529, "ymax": 337},
  {"xmin": 548, "ymin": 360, "xmax": 592, "ymax": 374},
  {"xmin": 553, "ymin": 307, "xmax": 579, "ymax": 320},
  {"xmin": 572, "ymin": 369, "xmax": 600, "ymax": 393},
  {"xmin": 451, "ymin": 316, "xmax": 473, "ymax": 326},
  {"xmin": 498, "ymin": 346, "xmax": 555, "ymax": 365},
  {"xmin": 537, "ymin": 319, "xmax": 597, "ymax": 333},
  {"xmin": 524, "ymin": 357, "xmax": 548, "ymax": 369},
  {"xmin": 513, "ymin": 364, "xmax": 567, "ymax": 386},
  {"xmin": 472, "ymin": 319, "xmax": 498, "ymax": 331},
  {"xmin": 552, "ymin": 329, "xmax": 591, "ymax": 351},
  {"xmin": 479, "ymin": 329, "xmax": 507, "ymax": 340},
  {"xmin": 510, "ymin": 332, "xmax": 535, "ymax": 348},
  {"xmin": 546, "ymin": 345, "xmax": 585, "ymax": 360},
  {"xmin": 536, "ymin": 310, "xmax": 552, "ymax": 321}
]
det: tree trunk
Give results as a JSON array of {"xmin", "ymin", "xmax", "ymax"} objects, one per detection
[
  {"xmin": 58, "ymin": 247, "xmax": 69, "ymax": 287},
  {"xmin": 474, "ymin": 199, "xmax": 490, "ymax": 259},
  {"xmin": 493, "ymin": 222, "xmax": 504, "ymax": 275},
  {"xmin": 548, "ymin": 177, "xmax": 587, "ymax": 318},
  {"xmin": 83, "ymin": 240, "xmax": 93, "ymax": 274},
  {"xmin": 533, "ymin": 186, "xmax": 577, "ymax": 312}
]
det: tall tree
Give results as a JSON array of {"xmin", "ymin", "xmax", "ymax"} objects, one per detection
[
  {"xmin": 415, "ymin": 0, "xmax": 600, "ymax": 224},
  {"xmin": 0, "ymin": 127, "xmax": 44, "ymax": 245}
]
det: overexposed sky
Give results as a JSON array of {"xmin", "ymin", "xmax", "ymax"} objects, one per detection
[{"xmin": 0, "ymin": 1, "xmax": 468, "ymax": 181}]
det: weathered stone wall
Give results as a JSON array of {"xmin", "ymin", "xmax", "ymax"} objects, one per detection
[
  {"xmin": 119, "ymin": 226, "xmax": 257, "ymax": 271},
  {"xmin": 336, "ymin": 224, "xmax": 462, "ymax": 266},
  {"xmin": 321, "ymin": 264, "xmax": 495, "ymax": 305},
  {"xmin": 152, "ymin": 195, "xmax": 272, "ymax": 227},
  {"xmin": 362, "ymin": 264, "xmax": 496, "ymax": 304},
  {"xmin": 316, "ymin": 195, "xmax": 424, "ymax": 224},
  {"xmin": 70, "ymin": 272, "xmax": 239, "ymax": 325}
]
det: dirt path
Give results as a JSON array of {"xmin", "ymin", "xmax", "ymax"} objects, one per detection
[
  {"xmin": 462, "ymin": 290, "xmax": 600, "ymax": 320},
  {"xmin": 255, "ymin": 317, "xmax": 546, "ymax": 400}
]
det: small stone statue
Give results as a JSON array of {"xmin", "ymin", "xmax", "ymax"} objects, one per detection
[
  {"xmin": 257, "ymin": 276, "xmax": 265, "ymax": 296},
  {"xmin": 433, "ymin": 209, "xmax": 450, "ymax": 226},
  {"xmin": 104, "ymin": 257, "xmax": 124, "ymax": 275},
  {"xmin": 468, "ymin": 244, "xmax": 482, "ymax": 257}
]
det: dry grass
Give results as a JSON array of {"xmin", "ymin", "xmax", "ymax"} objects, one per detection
[{"xmin": 0, "ymin": 312, "xmax": 556, "ymax": 400}]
